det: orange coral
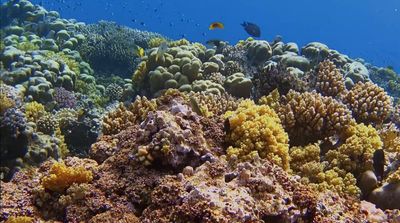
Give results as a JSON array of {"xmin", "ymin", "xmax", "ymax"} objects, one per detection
[
  {"xmin": 41, "ymin": 162, "xmax": 93, "ymax": 192},
  {"xmin": 345, "ymin": 81, "xmax": 392, "ymax": 125},
  {"xmin": 316, "ymin": 60, "xmax": 346, "ymax": 98}
]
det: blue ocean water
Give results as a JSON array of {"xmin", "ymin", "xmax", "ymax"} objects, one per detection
[{"xmin": 12, "ymin": 0, "xmax": 400, "ymax": 73}]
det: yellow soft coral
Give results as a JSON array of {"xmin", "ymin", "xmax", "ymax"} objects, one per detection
[
  {"xmin": 314, "ymin": 168, "xmax": 360, "ymax": 196},
  {"xmin": 387, "ymin": 168, "xmax": 400, "ymax": 184},
  {"xmin": 24, "ymin": 101, "xmax": 46, "ymax": 122},
  {"xmin": 102, "ymin": 96, "xmax": 157, "ymax": 135},
  {"xmin": 225, "ymin": 100, "xmax": 290, "ymax": 170},
  {"xmin": 5, "ymin": 216, "xmax": 33, "ymax": 223},
  {"xmin": 326, "ymin": 123, "xmax": 382, "ymax": 176},
  {"xmin": 41, "ymin": 162, "xmax": 93, "ymax": 192},
  {"xmin": 290, "ymin": 143, "xmax": 361, "ymax": 196},
  {"xmin": 258, "ymin": 88, "xmax": 280, "ymax": 110}
]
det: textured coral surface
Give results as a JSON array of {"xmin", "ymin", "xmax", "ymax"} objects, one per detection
[{"xmin": 1, "ymin": 0, "xmax": 400, "ymax": 222}]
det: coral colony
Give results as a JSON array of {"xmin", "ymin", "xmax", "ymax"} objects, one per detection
[{"xmin": 0, "ymin": 0, "xmax": 399, "ymax": 222}]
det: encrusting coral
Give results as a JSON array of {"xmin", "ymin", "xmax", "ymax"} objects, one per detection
[
  {"xmin": 224, "ymin": 100, "xmax": 290, "ymax": 170},
  {"xmin": 345, "ymin": 81, "xmax": 392, "ymax": 125}
]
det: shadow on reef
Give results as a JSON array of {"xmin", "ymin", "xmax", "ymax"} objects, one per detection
[{"xmin": 0, "ymin": 0, "xmax": 400, "ymax": 222}]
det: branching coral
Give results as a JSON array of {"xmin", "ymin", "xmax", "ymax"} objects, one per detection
[
  {"xmin": 315, "ymin": 60, "xmax": 346, "ymax": 98},
  {"xmin": 37, "ymin": 113, "xmax": 57, "ymax": 135},
  {"xmin": 345, "ymin": 81, "xmax": 392, "ymax": 125},
  {"xmin": 277, "ymin": 90, "xmax": 354, "ymax": 146},
  {"xmin": 325, "ymin": 124, "xmax": 382, "ymax": 176},
  {"xmin": 379, "ymin": 123, "xmax": 400, "ymax": 154},
  {"xmin": 41, "ymin": 162, "xmax": 93, "ymax": 192},
  {"xmin": 224, "ymin": 100, "xmax": 290, "ymax": 169},
  {"xmin": 187, "ymin": 92, "xmax": 240, "ymax": 117},
  {"xmin": 102, "ymin": 96, "xmax": 157, "ymax": 135}
]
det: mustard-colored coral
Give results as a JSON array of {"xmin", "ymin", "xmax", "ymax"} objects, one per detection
[
  {"xmin": 289, "ymin": 143, "xmax": 360, "ymax": 196},
  {"xmin": 225, "ymin": 100, "xmax": 290, "ymax": 170},
  {"xmin": 55, "ymin": 127, "xmax": 69, "ymax": 158},
  {"xmin": 379, "ymin": 124, "xmax": 400, "ymax": 153},
  {"xmin": 345, "ymin": 81, "xmax": 392, "ymax": 125},
  {"xmin": 188, "ymin": 92, "xmax": 241, "ymax": 117},
  {"xmin": 258, "ymin": 88, "xmax": 280, "ymax": 110},
  {"xmin": 5, "ymin": 216, "xmax": 33, "ymax": 223},
  {"xmin": 386, "ymin": 168, "xmax": 400, "ymax": 184},
  {"xmin": 168, "ymin": 38, "xmax": 190, "ymax": 47},
  {"xmin": 0, "ymin": 93, "xmax": 15, "ymax": 114},
  {"xmin": 314, "ymin": 168, "xmax": 360, "ymax": 196},
  {"xmin": 316, "ymin": 60, "xmax": 346, "ymax": 98},
  {"xmin": 24, "ymin": 101, "xmax": 46, "ymax": 122},
  {"xmin": 102, "ymin": 96, "xmax": 157, "ymax": 135},
  {"xmin": 44, "ymin": 51, "xmax": 80, "ymax": 75},
  {"xmin": 325, "ymin": 123, "xmax": 382, "ymax": 176},
  {"xmin": 41, "ymin": 162, "xmax": 93, "ymax": 192}
]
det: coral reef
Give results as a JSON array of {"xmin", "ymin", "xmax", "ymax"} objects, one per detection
[{"xmin": 1, "ymin": 1, "xmax": 400, "ymax": 222}]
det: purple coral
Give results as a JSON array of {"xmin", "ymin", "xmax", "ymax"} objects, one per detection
[{"xmin": 54, "ymin": 87, "xmax": 77, "ymax": 109}]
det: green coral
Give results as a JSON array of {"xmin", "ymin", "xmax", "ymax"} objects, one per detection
[
  {"xmin": 15, "ymin": 41, "xmax": 39, "ymax": 51},
  {"xmin": 43, "ymin": 51, "xmax": 80, "ymax": 75},
  {"xmin": 224, "ymin": 72, "xmax": 253, "ymax": 98}
]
